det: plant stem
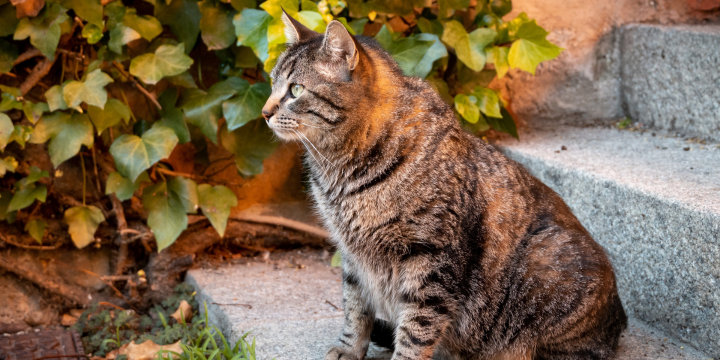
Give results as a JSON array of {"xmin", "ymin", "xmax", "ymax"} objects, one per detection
[
  {"xmin": 112, "ymin": 61, "xmax": 162, "ymax": 110},
  {"xmin": 80, "ymin": 152, "xmax": 86, "ymax": 206}
]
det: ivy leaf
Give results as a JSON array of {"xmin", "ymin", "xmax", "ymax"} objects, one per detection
[
  {"xmin": 9, "ymin": 125, "xmax": 33, "ymax": 148},
  {"xmin": 230, "ymin": 0, "xmax": 255, "ymax": 11},
  {"xmin": 22, "ymin": 101, "xmax": 48, "ymax": 124},
  {"xmin": 0, "ymin": 113, "xmax": 13, "ymax": 150},
  {"xmin": 222, "ymin": 79, "xmax": 271, "ymax": 131},
  {"xmin": 63, "ymin": 69, "xmax": 113, "ymax": 109},
  {"xmin": 375, "ymin": 25, "xmax": 434, "ymax": 77},
  {"xmin": 88, "ymin": 98, "xmax": 132, "ymax": 135},
  {"xmin": 417, "ymin": 17, "xmax": 443, "ymax": 37},
  {"xmin": 64, "ymin": 205, "xmax": 105, "ymax": 249},
  {"xmin": 106, "ymin": 171, "xmax": 150, "ymax": 201},
  {"xmin": 8, "ymin": 183, "xmax": 47, "ymax": 212},
  {"xmin": 59, "ymin": 0, "xmax": 102, "ymax": 26},
  {"xmin": 198, "ymin": 184, "xmax": 237, "ymax": 237},
  {"xmin": 0, "ymin": 3, "xmax": 20, "ymax": 37},
  {"xmin": 508, "ymin": 20, "xmax": 563, "ymax": 75},
  {"xmin": 472, "ymin": 87, "xmax": 502, "ymax": 118},
  {"xmin": 142, "ymin": 181, "xmax": 188, "ymax": 251},
  {"xmin": 166, "ymin": 71, "xmax": 198, "ymax": 88},
  {"xmin": 130, "ymin": 43, "xmax": 194, "ymax": 85},
  {"xmin": 487, "ymin": 46, "xmax": 510, "ymax": 78},
  {"xmin": 109, "ymin": 25, "xmax": 141, "ymax": 54},
  {"xmin": 45, "ymin": 84, "xmax": 69, "ymax": 111},
  {"xmin": 199, "ymin": 0, "xmax": 236, "ymax": 50},
  {"xmin": 0, "ymin": 156, "xmax": 17, "ymax": 177},
  {"xmin": 454, "ymin": 93, "xmax": 480, "ymax": 123},
  {"xmin": 486, "ymin": 107, "xmax": 518, "ymax": 139},
  {"xmin": 169, "ymin": 176, "xmax": 199, "ymax": 214},
  {"xmin": 0, "ymin": 190, "xmax": 17, "ymax": 223},
  {"xmin": 157, "ymin": 88, "xmax": 190, "ymax": 143},
  {"xmin": 263, "ymin": 43, "xmax": 285, "ymax": 73},
  {"xmin": 410, "ymin": 33, "xmax": 448, "ymax": 79},
  {"xmin": 438, "ymin": 0, "xmax": 469, "ymax": 18},
  {"xmin": 442, "ymin": 20, "xmax": 496, "ymax": 71},
  {"xmin": 179, "ymin": 77, "xmax": 241, "ymax": 143},
  {"xmin": 25, "ymin": 219, "xmax": 47, "ymax": 243},
  {"xmin": 13, "ymin": 3, "xmax": 69, "ymax": 60},
  {"xmin": 233, "ymin": 8, "xmax": 272, "ymax": 62},
  {"xmin": 156, "ymin": 0, "xmax": 201, "ymax": 53},
  {"xmin": 0, "ymin": 86, "xmax": 22, "ymax": 112},
  {"xmin": 81, "ymin": 23, "xmax": 103, "ymax": 44},
  {"xmin": 109, "ymin": 124, "xmax": 179, "ymax": 182},
  {"xmin": 30, "ymin": 112, "xmax": 94, "ymax": 167},
  {"xmin": 426, "ymin": 76, "xmax": 453, "ymax": 105},
  {"xmin": 220, "ymin": 121, "xmax": 278, "ymax": 177},
  {"xmin": 124, "ymin": 7, "xmax": 163, "ymax": 41},
  {"xmin": 0, "ymin": 39, "xmax": 18, "ymax": 73},
  {"xmin": 331, "ymin": 250, "xmax": 341, "ymax": 267}
]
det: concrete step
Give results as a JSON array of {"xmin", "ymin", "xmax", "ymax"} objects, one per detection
[
  {"xmin": 186, "ymin": 250, "xmax": 711, "ymax": 360},
  {"xmin": 496, "ymin": 126, "xmax": 720, "ymax": 358},
  {"xmin": 620, "ymin": 24, "xmax": 720, "ymax": 142}
]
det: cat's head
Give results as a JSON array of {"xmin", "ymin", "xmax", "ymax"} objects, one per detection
[{"xmin": 262, "ymin": 11, "xmax": 371, "ymax": 146}]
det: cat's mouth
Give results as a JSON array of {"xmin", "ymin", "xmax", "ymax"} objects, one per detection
[{"xmin": 267, "ymin": 119, "xmax": 300, "ymax": 141}]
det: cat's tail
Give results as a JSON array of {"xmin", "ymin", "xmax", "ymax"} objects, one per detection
[{"xmin": 370, "ymin": 318, "xmax": 395, "ymax": 350}]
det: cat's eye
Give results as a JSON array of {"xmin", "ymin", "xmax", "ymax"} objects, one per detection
[{"xmin": 290, "ymin": 84, "xmax": 304, "ymax": 98}]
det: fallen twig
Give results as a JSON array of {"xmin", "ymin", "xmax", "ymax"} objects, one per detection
[
  {"xmin": 111, "ymin": 61, "xmax": 162, "ymax": 110},
  {"xmin": 325, "ymin": 300, "xmax": 340, "ymax": 311},
  {"xmin": 212, "ymin": 302, "xmax": 252, "ymax": 309}
]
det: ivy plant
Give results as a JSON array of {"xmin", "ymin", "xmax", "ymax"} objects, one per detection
[{"xmin": 0, "ymin": 0, "xmax": 561, "ymax": 252}]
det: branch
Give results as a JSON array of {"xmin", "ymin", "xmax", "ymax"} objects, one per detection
[
  {"xmin": 0, "ymin": 233, "xmax": 60, "ymax": 250},
  {"xmin": 19, "ymin": 57, "xmax": 55, "ymax": 95},
  {"xmin": 13, "ymin": 48, "xmax": 42, "ymax": 65},
  {"xmin": 112, "ymin": 61, "xmax": 162, "ymax": 110}
]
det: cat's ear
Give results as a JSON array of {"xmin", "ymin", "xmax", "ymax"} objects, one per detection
[
  {"xmin": 282, "ymin": 9, "xmax": 317, "ymax": 45},
  {"xmin": 322, "ymin": 20, "xmax": 359, "ymax": 71}
]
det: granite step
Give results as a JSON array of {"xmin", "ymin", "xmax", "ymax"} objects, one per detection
[
  {"xmin": 496, "ymin": 126, "xmax": 720, "ymax": 358},
  {"xmin": 186, "ymin": 249, "xmax": 711, "ymax": 360}
]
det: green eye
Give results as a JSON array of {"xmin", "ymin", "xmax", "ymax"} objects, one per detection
[{"xmin": 290, "ymin": 84, "xmax": 304, "ymax": 98}]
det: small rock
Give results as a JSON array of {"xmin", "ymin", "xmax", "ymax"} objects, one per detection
[
  {"xmin": 683, "ymin": 147, "xmax": 690, "ymax": 151},
  {"xmin": 561, "ymin": 145, "xmax": 568, "ymax": 151},
  {"xmin": 61, "ymin": 314, "xmax": 77, "ymax": 326}
]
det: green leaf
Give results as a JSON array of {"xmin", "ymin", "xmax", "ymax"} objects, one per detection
[
  {"xmin": 156, "ymin": 0, "xmax": 201, "ymax": 53},
  {"xmin": 22, "ymin": 101, "xmax": 48, "ymax": 124},
  {"xmin": 461, "ymin": 113, "xmax": 490, "ymax": 133},
  {"xmin": 198, "ymin": 184, "xmax": 237, "ymax": 237},
  {"xmin": 82, "ymin": 22, "xmax": 104, "ymax": 44},
  {"xmin": 472, "ymin": 87, "xmax": 502, "ymax": 118},
  {"xmin": 330, "ymin": 250, "xmax": 341, "ymax": 267},
  {"xmin": 9, "ymin": 125, "xmax": 33, "ymax": 149},
  {"xmin": 45, "ymin": 84, "xmax": 69, "ymax": 111},
  {"xmin": 230, "ymin": 0, "xmax": 255, "ymax": 11},
  {"xmin": 508, "ymin": 20, "xmax": 563, "ymax": 75},
  {"xmin": 410, "ymin": 33, "xmax": 448, "ymax": 79},
  {"xmin": 109, "ymin": 124, "xmax": 179, "ymax": 182},
  {"xmin": 63, "ymin": 69, "xmax": 114, "ymax": 108},
  {"xmin": 88, "ymin": 98, "xmax": 132, "ymax": 135},
  {"xmin": 232, "ymin": 45, "xmax": 259, "ymax": 69},
  {"xmin": 233, "ymin": 9, "xmax": 272, "ymax": 62},
  {"xmin": 179, "ymin": 77, "xmax": 241, "ymax": 143},
  {"xmin": 426, "ymin": 76, "xmax": 453, "ymax": 105},
  {"xmin": 168, "ymin": 176, "xmax": 198, "ymax": 214},
  {"xmin": 157, "ymin": 88, "xmax": 190, "ymax": 143},
  {"xmin": 486, "ymin": 107, "xmax": 518, "ymax": 139},
  {"xmin": 130, "ymin": 43, "xmax": 194, "ymax": 85},
  {"xmin": 417, "ymin": 17, "xmax": 443, "ymax": 38},
  {"xmin": 30, "ymin": 112, "xmax": 94, "ymax": 167},
  {"xmin": 0, "ymin": 38, "xmax": 18, "ymax": 73},
  {"xmin": 0, "ymin": 85, "xmax": 22, "ymax": 112},
  {"xmin": 0, "ymin": 156, "xmax": 17, "ymax": 177},
  {"xmin": 0, "ymin": 113, "xmax": 13, "ymax": 150},
  {"xmin": 0, "ymin": 3, "xmax": 20, "ymax": 37},
  {"xmin": 296, "ymin": 11, "xmax": 326, "ymax": 33},
  {"xmin": 19, "ymin": 166, "xmax": 49, "ymax": 186},
  {"xmin": 105, "ymin": 171, "xmax": 150, "ymax": 201},
  {"xmin": 263, "ymin": 43, "xmax": 285, "ymax": 73},
  {"xmin": 142, "ymin": 181, "xmax": 188, "ymax": 251},
  {"xmin": 199, "ymin": 0, "xmax": 236, "ymax": 51},
  {"xmin": 166, "ymin": 71, "xmax": 198, "ymax": 88},
  {"xmin": 487, "ymin": 46, "xmax": 510, "ymax": 78},
  {"xmin": 0, "ymin": 190, "xmax": 17, "ymax": 223},
  {"xmin": 25, "ymin": 219, "xmax": 47, "ymax": 243},
  {"xmin": 375, "ymin": 25, "xmax": 434, "ymax": 77},
  {"xmin": 454, "ymin": 93, "xmax": 480, "ymax": 123},
  {"xmin": 442, "ymin": 20, "xmax": 496, "ymax": 71},
  {"xmin": 8, "ymin": 183, "xmax": 47, "ymax": 212},
  {"xmin": 220, "ymin": 120, "xmax": 278, "ymax": 177},
  {"xmin": 108, "ymin": 25, "xmax": 142, "ymax": 54},
  {"xmin": 222, "ymin": 80, "xmax": 271, "ymax": 131},
  {"xmin": 13, "ymin": 3, "xmax": 69, "ymax": 60},
  {"xmin": 64, "ymin": 205, "xmax": 105, "ymax": 249},
  {"xmin": 124, "ymin": 7, "xmax": 163, "ymax": 41},
  {"xmin": 59, "ymin": 0, "xmax": 103, "ymax": 26}
]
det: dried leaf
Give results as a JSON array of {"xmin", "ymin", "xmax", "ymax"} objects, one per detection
[{"xmin": 170, "ymin": 299, "xmax": 192, "ymax": 323}]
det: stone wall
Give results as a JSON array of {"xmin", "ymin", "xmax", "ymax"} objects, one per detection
[{"xmin": 500, "ymin": 0, "xmax": 719, "ymax": 126}]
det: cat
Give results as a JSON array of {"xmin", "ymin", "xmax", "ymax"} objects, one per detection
[{"xmin": 262, "ymin": 12, "xmax": 627, "ymax": 360}]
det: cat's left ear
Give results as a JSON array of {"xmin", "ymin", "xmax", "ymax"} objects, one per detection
[
  {"xmin": 282, "ymin": 9, "xmax": 318, "ymax": 45},
  {"xmin": 322, "ymin": 20, "xmax": 359, "ymax": 71}
]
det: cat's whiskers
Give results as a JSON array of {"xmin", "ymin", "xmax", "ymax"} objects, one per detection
[
  {"xmin": 292, "ymin": 129, "xmax": 330, "ymax": 178},
  {"xmin": 297, "ymin": 121, "xmax": 336, "ymax": 130},
  {"xmin": 297, "ymin": 130, "xmax": 334, "ymax": 169}
]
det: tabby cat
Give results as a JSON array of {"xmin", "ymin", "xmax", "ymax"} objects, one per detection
[{"xmin": 262, "ymin": 13, "xmax": 627, "ymax": 360}]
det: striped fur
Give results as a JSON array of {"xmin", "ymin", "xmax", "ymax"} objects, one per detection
[{"xmin": 262, "ymin": 17, "xmax": 627, "ymax": 360}]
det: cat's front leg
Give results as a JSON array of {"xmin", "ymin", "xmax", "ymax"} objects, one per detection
[
  {"xmin": 325, "ymin": 270, "xmax": 374, "ymax": 360},
  {"xmin": 390, "ymin": 295, "xmax": 452, "ymax": 360}
]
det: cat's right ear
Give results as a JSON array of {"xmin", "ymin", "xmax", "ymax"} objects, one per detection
[
  {"xmin": 322, "ymin": 20, "xmax": 359, "ymax": 71},
  {"xmin": 282, "ymin": 9, "xmax": 317, "ymax": 46}
]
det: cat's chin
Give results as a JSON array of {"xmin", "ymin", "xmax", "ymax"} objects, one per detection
[{"xmin": 270, "ymin": 128, "xmax": 298, "ymax": 142}]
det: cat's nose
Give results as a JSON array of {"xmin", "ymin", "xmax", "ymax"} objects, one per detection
[{"xmin": 262, "ymin": 107, "xmax": 275, "ymax": 121}]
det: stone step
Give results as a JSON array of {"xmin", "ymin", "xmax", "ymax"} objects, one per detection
[
  {"xmin": 186, "ymin": 250, "xmax": 711, "ymax": 360},
  {"xmin": 496, "ymin": 126, "xmax": 720, "ymax": 358},
  {"xmin": 620, "ymin": 24, "xmax": 720, "ymax": 142}
]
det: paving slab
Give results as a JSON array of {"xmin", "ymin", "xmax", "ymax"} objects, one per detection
[
  {"xmin": 187, "ymin": 250, "xmax": 709, "ymax": 360},
  {"xmin": 496, "ymin": 126, "xmax": 720, "ymax": 357}
]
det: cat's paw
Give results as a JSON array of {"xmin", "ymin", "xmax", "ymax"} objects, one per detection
[{"xmin": 325, "ymin": 346, "xmax": 360, "ymax": 360}]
